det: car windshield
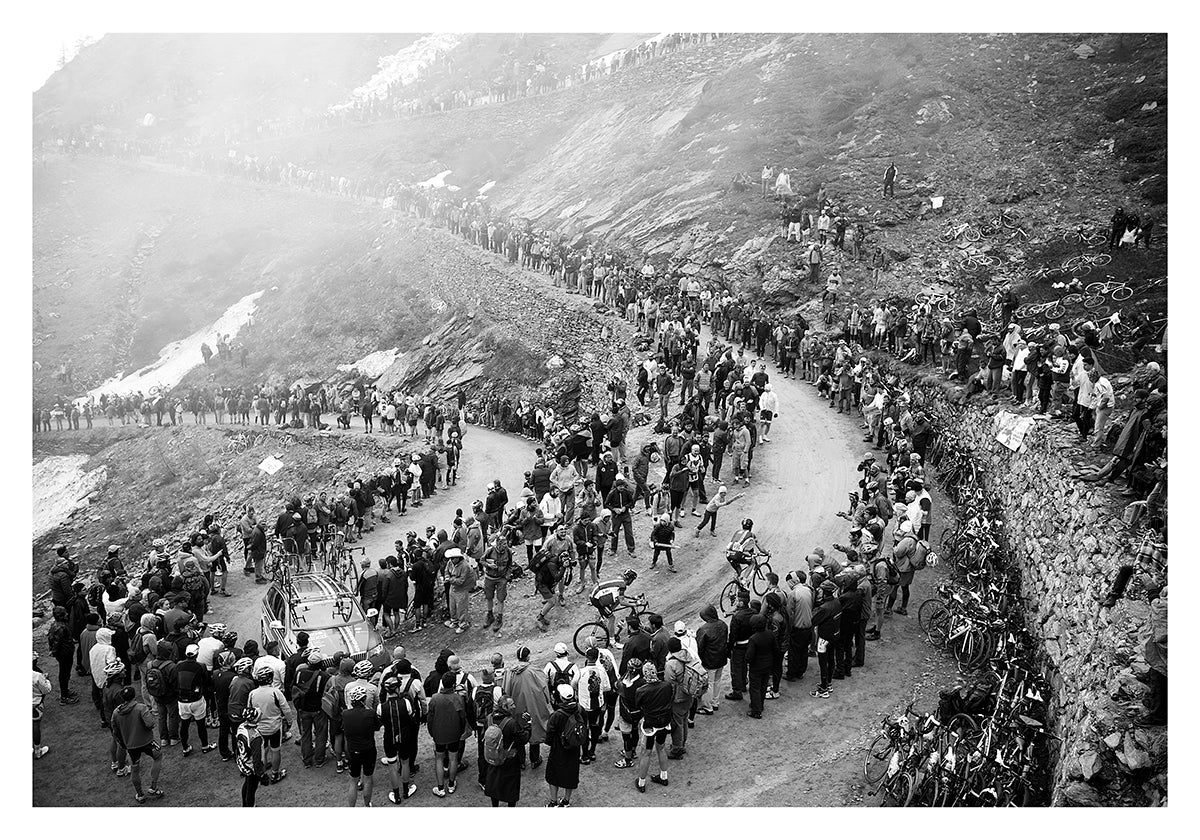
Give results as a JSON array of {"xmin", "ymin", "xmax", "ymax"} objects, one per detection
[{"xmin": 291, "ymin": 598, "xmax": 363, "ymax": 630}]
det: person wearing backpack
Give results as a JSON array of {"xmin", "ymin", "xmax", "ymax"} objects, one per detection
[
  {"xmin": 481, "ymin": 528, "xmax": 513, "ymax": 634},
  {"xmin": 234, "ymin": 706, "xmax": 266, "ymax": 807},
  {"xmin": 427, "ymin": 672, "xmax": 467, "ymax": 797},
  {"xmin": 544, "ymin": 684, "xmax": 584, "ymax": 806},
  {"xmin": 663, "ymin": 636, "xmax": 699, "ymax": 754},
  {"xmin": 471, "ymin": 670, "xmax": 504, "ymax": 790},
  {"xmin": 46, "ymin": 606, "xmax": 80, "ymax": 705},
  {"xmin": 291, "ymin": 651, "xmax": 329, "ymax": 768},
  {"xmin": 887, "ymin": 521, "xmax": 919, "ymax": 616},
  {"xmin": 484, "ymin": 696, "xmax": 530, "ymax": 807},
  {"xmin": 144, "ymin": 640, "xmax": 180, "ymax": 746},
  {"xmin": 379, "ymin": 672, "xmax": 420, "ymax": 804},
  {"xmin": 543, "ymin": 642, "xmax": 577, "ymax": 702},
  {"xmin": 633, "ymin": 661, "xmax": 673, "ymax": 792},
  {"xmin": 571, "ymin": 648, "xmax": 611, "ymax": 764},
  {"xmin": 175, "ymin": 644, "xmax": 217, "ymax": 755},
  {"xmin": 111, "ymin": 685, "xmax": 165, "ymax": 803}
]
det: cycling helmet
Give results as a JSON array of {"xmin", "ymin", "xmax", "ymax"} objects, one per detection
[
  {"xmin": 623, "ymin": 568, "xmax": 638, "ymax": 582},
  {"xmin": 242, "ymin": 706, "xmax": 261, "ymax": 724},
  {"xmin": 741, "ymin": 518, "xmax": 754, "ymax": 530},
  {"xmin": 233, "ymin": 657, "xmax": 253, "ymax": 675},
  {"xmin": 307, "ymin": 650, "xmax": 323, "ymax": 666},
  {"xmin": 253, "ymin": 665, "xmax": 275, "ymax": 685},
  {"xmin": 352, "ymin": 660, "xmax": 374, "ymax": 679},
  {"xmin": 347, "ymin": 685, "xmax": 368, "ymax": 704}
]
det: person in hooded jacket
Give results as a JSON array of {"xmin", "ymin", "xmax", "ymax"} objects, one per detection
[
  {"xmin": 694, "ymin": 605, "xmax": 728, "ymax": 714},
  {"xmin": 630, "ymin": 443, "xmax": 657, "ymax": 510},
  {"xmin": 485, "ymin": 696, "xmax": 531, "ymax": 806},
  {"xmin": 501, "ymin": 646, "xmax": 551, "ymax": 770},
  {"xmin": 744, "ymin": 615, "xmax": 777, "ymax": 718},
  {"xmin": 835, "ymin": 571, "xmax": 865, "ymax": 680},
  {"xmin": 110, "ymin": 685, "xmax": 164, "ymax": 803},
  {"xmin": 544, "ymin": 684, "xmax": 584, "ymax": 806}
]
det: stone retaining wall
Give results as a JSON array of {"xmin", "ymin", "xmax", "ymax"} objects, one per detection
[{"xmin": 949, "ymin": 402, "xmax": 1166, "ymax": 806}]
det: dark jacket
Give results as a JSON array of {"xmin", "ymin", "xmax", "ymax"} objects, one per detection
[
  {"xmin": 695, "ymin": 607, "xmax": 729, "ymax": 669},
  {"xmin": 728, "ymin": 606, "xmax": 755, "ymax": 651},
  {"xmin": 745, "ymin": 615, "xmax": 778, "ymax": 671},
  {"xmin": 812, "ymin": 597, "xmax": 843, "ymax": 642},
  {"xmin": 618, "ymin": 629, "xmax": 652, "ymax": 677}
]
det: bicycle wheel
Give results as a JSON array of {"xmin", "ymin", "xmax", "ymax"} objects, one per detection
[
  {"xmin": 925, "ymin": 607, "xmax": 953, "ymax": 649},
  {"xmin": 750, "ymin": 561, "xmax": 773, "ymax": 596},
  {"xmin": 939, "ymin": 525, "xmax": 958, "ymax": 555},
  {"xmin": 1084, "ymin": 282, "xmax": 1108, "ymax": 295},
  {"xmin": 937, "ymin": 297, "xmax": 956, "ymax": 313},
  {"xmin": 964, "ymin": 228, "xmax": 981, "ymax": 243},
  {"xmin": 881, "ymin": 772, "xmax": 914, "ymax": 807},
  {"xmin": 1044, "ymin": 303, "xmax": 1065, "ymax": 321},
  {"xmin": 1081, "ymin": 294, "xmax": 1105, "ymax": 310},
  {"xmin": 918, "ymin": 598, "xmax": 949, "ymax": 635},
  {"xmin": 1111, "ymin": 285, "xmax": 1132, "ymax": 301},
  {"xmin": 719, "ymin": 580, "xmax": 742, "ymax": 616},
  {"xmin": 1091, "ymin": 253, "xmax": 1112, "ymax": 266},
  {"xmin": 1061, "ymin": 231, "xmax": 1081, "ymax": 245},
  {"xmin": 864, "ymin": 733, "xmax": 896, "ymax": 784},
  {"xmin": 1074, "ymin": 264, "xmax": 1093, "ymax": 277},
  {"xmin": 1061, "ymin": 256, "xmax": 1083, "ymax": 270},
  {"xmin": 573, "ymin": 622, "xmax": 609, "ymax": 656},
  {"xmin": 1061, "ymin": 292, "xmax": 1084, "ymax": 306}
]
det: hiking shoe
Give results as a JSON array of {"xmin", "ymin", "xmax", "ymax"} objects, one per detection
[
  {"xmin": 389, "ymin": 790, "xmax": 401, "ymax": 804},
  {"xmin": 201, "ymin": 743, "xmax": 218, "ymax": 753},
  {"xmin": 614, "ymin": 757, "xmax": 636, "ymax": 768},
  {"xmin": 894, "ymin": 607, "xmax": 908, "ymax": 616},
  {"xmin": 431, "ymin": 786, "xmax": 446, "ymax": 798},
  {"xmin": 116, "ymin": 766, "xmax": 131, "ymax": 777},
  {"xmin": 181, "ymin": 745, "xmax": 193, "ymax": 757},
  {"xmin": 134, "ymin": 792, "xmax": 146, "ymax": 804},
  {"xmin": 59, "ymin": 694, "xmax": 80, "ymax": 705},
  {"xmin": 147, "ymin": 788, "xmax": 165, "ymax": 798},
  {"xmin": 111, "ymin": 761, "xmax": 120, "ymax": 772},
  {"xmin": 447, "ymin": 781, "xmax": 457, "ymax": 794},
  {"xmin": 811, "ymin": 687, "xmax": 831, "ymax": 699},
  {"xmin": 34, "ymin": 746, "xmax": 50, "ymax": 759},
  {"xmin": 636, "ymin": 779, "xmax": 647, "ymax": 794},
  {"xmin": 405, "ymin": 782, "xmax": 417, "ymax": 798},
  {"xmin": 558, "ymin": 799, "xmax": 572, "ymax": 807},
  {"xmin": 651, "ymin": 774, "xmax": 669, "ymax": 787},
  {"xmin": 725, "ymin": 692, "xmax": 743, "ymax": 701},
  {"xmin": 765, "ymin": 690, "xmax": 780, "ymax": 699}
]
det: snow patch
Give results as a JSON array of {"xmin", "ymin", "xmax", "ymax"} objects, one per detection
[
  {"xmin": 89, "ymin": 290, "xmax": 265, "ymax": 398},
  {"xmin": 335, "ymin": 34, "xmax": 464, "ymax": 108},
  {"xmin": 558, "ymin": 200, "xmax": 589, "ymax": 220},
  {"xmin": 32, "ymin": 455, "xmax": 108, "ymax": 542},
  {"xmin": 477, "ymin": 180, "xmax": 496, "ymax": 195},
  {"xmin": 337, "ymin": 348, "xmax": 402, "ymax": 379},
  {"xmin": 417, "ymin": 170, "xmax": 453, "ymax": 189}
]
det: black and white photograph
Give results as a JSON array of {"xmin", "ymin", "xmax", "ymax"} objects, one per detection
[{"xmin": 25, "ymin": 5, "xmax": 1175, "ymax": 813}]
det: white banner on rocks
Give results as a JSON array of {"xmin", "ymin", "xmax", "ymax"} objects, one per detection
[{"xmin": 994, "ymin": 410, "xmax": 1034, "ymax": 451}]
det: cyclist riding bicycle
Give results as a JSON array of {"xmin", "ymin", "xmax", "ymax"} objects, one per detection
[
  {"xmin": 590, "ymin": 569, "xmax": 643, "ymax": 640},
  {"xmin": 726, "ymin": 518, "xmax": 761, "ymax": 575}
]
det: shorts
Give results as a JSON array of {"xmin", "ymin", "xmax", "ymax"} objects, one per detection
[
  {"xmin": 329, "ymin": 716, "xmax": 344, "ymax": 737},
  {"xmin": 640, "ymin": 722, "xmax": 670, "ymax": 750},
  {"xmin": 178, "ymin": 698, "xmax": 207, "ymax": 720},
  {"xmin": 384, "ymin": 729, "xmax": 418, "ymax": 761},
  {"xmin": 591, "ymin": 594, "xmax": 614, "ymax": 616},
  {"xmin": 898, "ymin": 570, "xmax": 916, "ymax": 587},
  {"xmin": 127, "ymin": 742, "xmax": 162, "ymax": 764},
  {"xmin": 260, "ymin": 729, "xmax": 282, "ymax": 749},
  {"xmin": 433, "ymin": 741, "xmax": 457, "ymax": 754},
  {"xmin": 348, "ymin": 746, "xmax": 377, "ymax": 777},
  {"xmin": 759, "ymin": 410, "xmax": 773, "ymax": 421},
  {"xmin": 617, "ymin": 715, "xmax": 638, "ymax": 735}
]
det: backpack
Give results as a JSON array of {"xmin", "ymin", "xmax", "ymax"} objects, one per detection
[
  {"xmin": 129, "ymin": 628, "xmax": 151, "ymax": 665},
  {"xmin": 234, "ymin": 726, "xmax": 265, "ymax": 778},
  {"xmin": 674, "ymin": 657, "xmax": 705, "ymax": 700},
  {"xmin": 587, "ymin": 670, "xmax": 602, "ymax": 705},
  {"xmin": 912, "ymin": 539, "xmax": 931, "ymax": 571},
  {"xmin": 548, "ymin": 662, "xmax": 573, "ymax": 698},
  {"xmin": 883, "ymin": 557, "xmax": 901, "ymax": 586},
  {"xmin": 321, "ymin": 679, "xmax": 346, "ymax": 721},
  {"xmin": 297, "ymin": 670, "xmax": 328, "ymax": 712},
  {"xmin": 145, "ymin": 662, "xmax": 168, "ymax": 699},
  {"xmin": 559, "ymin": 713, "xmax": 586, "ymax": 750},
  {"xmin": 527, "ymin": 549, "xmax": 548, "ymax": 575},
  {"xmin": 473, "ymin": 683, "xmax": 497, "ymax": 728},
  {"xmin": 483, "ymin": 722, "xmax": 514, "ymax": 766}
]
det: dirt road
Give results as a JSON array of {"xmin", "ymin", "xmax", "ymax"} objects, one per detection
[{"xmin": 34, "ymin": 227, "xmax": 957, "ymax": 810}]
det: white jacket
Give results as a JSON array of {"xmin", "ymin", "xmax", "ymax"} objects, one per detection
[{"xmin": 759, "ymin": 391, "xmax": 779, "ymax": 415}]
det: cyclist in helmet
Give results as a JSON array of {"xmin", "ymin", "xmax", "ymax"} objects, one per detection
[
  {"xmin": 247, "ymin": 664, "xmax": 293, "ymax": 783},
  {"xmin": 590, "ymin": 569, "xmax": 646, "ymax": 641},
  {"xmin": 726, "ymin": 519, "xmax": 760, "ymax": 575}
]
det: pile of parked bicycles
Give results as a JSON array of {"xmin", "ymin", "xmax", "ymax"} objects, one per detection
[{"xmin": 863, "ymin": 385, "xmax": 1053, "ymax": 806}]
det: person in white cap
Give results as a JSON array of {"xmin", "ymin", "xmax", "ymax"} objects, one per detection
[
  {"xmin": 544, "ymin": 683, "xmax": 583, "ymax": 806},
  {"xmin": 544, "ymin": 643, "xmax": 578, "ymax": 697},
  {"xmin": 175, "ymin": 644, "xmax": 217, "ymax": 756},
  {"xmin": 757, "ymin": 383, "xmax": 779, "ymax": 442}
]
